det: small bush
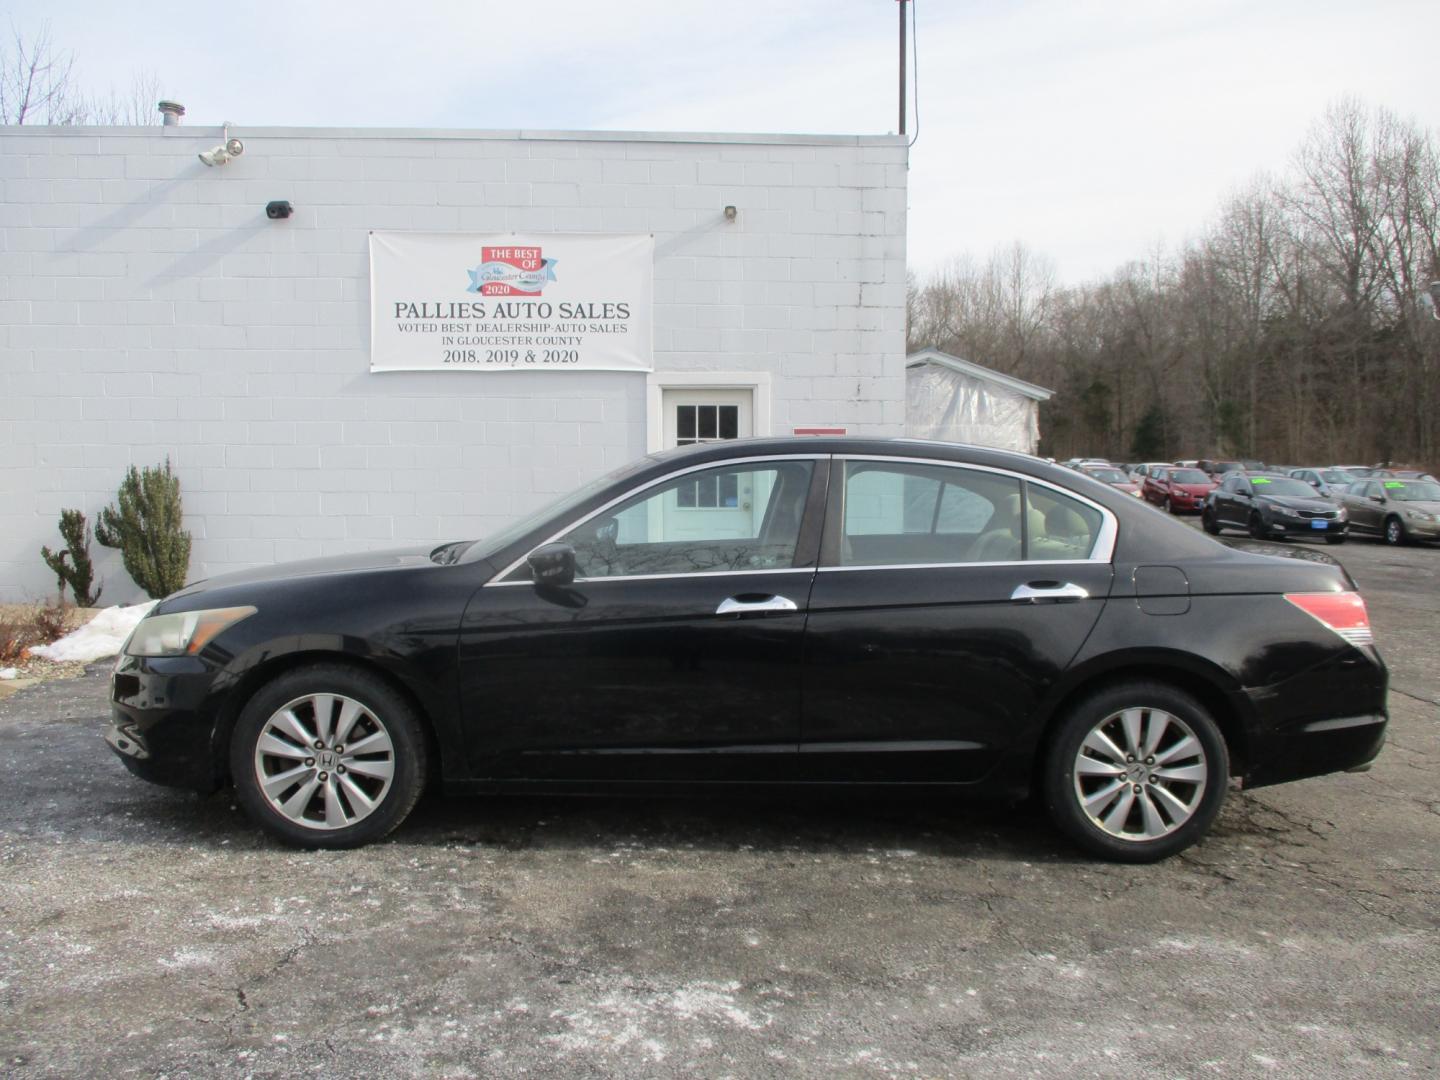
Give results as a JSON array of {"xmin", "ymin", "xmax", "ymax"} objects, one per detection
[
  {"xmin": 40, "ymin": 509, "xmax": 102, "ymax": 607},
  {"xmin": 0, "ymin": 606, "xmax": 69, "ymax": 664},
  {"xmin": 95, "ymin": 458, "xmax": 192, "ymax": 600}
]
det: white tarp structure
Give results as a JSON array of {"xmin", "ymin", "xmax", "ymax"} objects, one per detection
[{"xmin": 904, "ymin": 348, "xmax": 1053, "ymax": 456}]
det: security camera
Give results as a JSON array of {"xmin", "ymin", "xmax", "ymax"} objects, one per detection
[
  {"xmin": 198, "ymin": 137, "xmax": 245, "ymax": 167},
  {"xmin": 265, "ymin": 200, "xmax": 293, "ymax": 220}
]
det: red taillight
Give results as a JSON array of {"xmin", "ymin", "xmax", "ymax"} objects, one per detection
[{"xmin": 1285, "ymin": 591, "xmax": 1373, "ymax": 647}]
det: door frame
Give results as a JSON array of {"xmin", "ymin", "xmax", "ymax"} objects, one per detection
[{"xmin": 646, "ymin": 371, "xmax": 773, "ymax": 453}]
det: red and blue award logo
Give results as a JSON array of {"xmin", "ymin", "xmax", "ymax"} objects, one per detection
[{"xmin": 466, "ymin": 246, "xmax": 558, "ymax": 296}]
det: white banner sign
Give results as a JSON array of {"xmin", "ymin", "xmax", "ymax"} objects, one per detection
[{"xmin": 369, "ymin": 232, "xmax": 653, "ymax": 372}]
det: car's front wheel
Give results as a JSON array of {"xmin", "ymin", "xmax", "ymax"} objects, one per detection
[
  {"xmin": 1384, "ymin": 516, "xmax": 1407, "ymax": 546},
  {"xmin": 1042, "ymin": 681, "xmax": 1229, "ymax": 862},
  {"xmin": 230, "ymin": 664, "xmax": 428, "ymax": 849},
  {"xmin": 1248, "ymin": 512, "xmax": 1267, "ymax": 540},
  {"xmin": 1163, "ymin": 496, "xmax": 1174, "ymax": 514},
  {"xmin": 1201, "ymin": 508, "xmax": 1221, "ymax": 535}
]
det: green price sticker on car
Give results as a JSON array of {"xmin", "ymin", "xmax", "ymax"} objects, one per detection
[
  {"xmin": 1384, "ymin": 481, "xmax": 1405, "ymax": 489},
  {"xmin": 1252, "ymin": 477, "xmax": 1272, "ymax": 484}
]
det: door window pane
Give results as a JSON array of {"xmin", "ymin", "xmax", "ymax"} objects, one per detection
[
  {"xmin": 1027, "ymin": 486, "xmax": 1103, "ymax": 560},
  {"xmin": 838, "ymin": 462, "xmax": 1106, "ymax": 565},
  {"xmin": 557, "ymin": 461, "xmax": 814, "ymax": 579},
  {"xmin": 840, "ymin": 462, "xmax": 1022, "ymax": 565}
]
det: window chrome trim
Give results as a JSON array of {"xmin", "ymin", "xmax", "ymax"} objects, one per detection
[
  {"xmin": 817, "ymin": 559, "xmax": 1106, "ymax": 574},
  {"xmin": 484, "ymin": 454, "xmax": 826, "ymax": 586},
  {"xmin": 831, "ymin": 454, "xmax": 1119, "ymax": 565},
  {"xmin": 486, "ymin": 566, "xmax": 817, "ymax": 588}
]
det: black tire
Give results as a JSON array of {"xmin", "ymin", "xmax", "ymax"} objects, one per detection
[
  {"xmin": 1248, "ymin": 513, "xmax": 1266, "ymax": 540},
  {"xmin": 1163, "ymin": 497, "xmax": 1173, "ymax": 514},
  {"xmin": 1042, "ymin": 680, "xmax": 1229, "ymax": 863},
  {"xmin": 1384, "ymin": 516, "xmax": 1407, "ymax": 546},
  {"xmin": 230, "ymin": 664, "xmax": 428, "ymax": 849},
  {"xmin": 1325, "ymin": 534, "xmax": 1347, "ymax": 545},
  {"xmin": 1201, "ymin": 509, "xmax": 1221, "ymax": 535}
]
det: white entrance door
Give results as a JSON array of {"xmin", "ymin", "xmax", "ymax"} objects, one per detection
[{"xmin": 657, "ymin": 389, "xmax": 757, "ymax": 540}]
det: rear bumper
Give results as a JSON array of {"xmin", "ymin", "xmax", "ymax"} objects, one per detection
[
  {"xmin": 1244, "ymin": 712, "xmax": 1386, "ymax": 787},
  {"xmin": 1241, "ymin": 646, "xmax": 1388, "ymax": 788}
]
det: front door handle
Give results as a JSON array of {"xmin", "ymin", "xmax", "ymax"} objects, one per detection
[
  {"xmin": 1011, "ymin": 581, "xmax": 1089, "ymax": 603},
  {"xmin": 716, "ymin": 594, "xmax": 799, "ymax": 616}
]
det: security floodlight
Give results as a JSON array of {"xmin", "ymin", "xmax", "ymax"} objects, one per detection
[{"xmin": 198, "ymin": 137, "xmax": 244, "ymax": 167}]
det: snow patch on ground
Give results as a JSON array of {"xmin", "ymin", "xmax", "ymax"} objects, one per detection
[
  {"xmin": 546, "ymin": 979, "xmax": 771, "ymax": 1062},
  {"xmin": 29, "ymin": 601, "xmax": 157, "ymax": 663},
  {"xmin": 0, "ymin": 667, "xmax": 17, "ymax": 680}
]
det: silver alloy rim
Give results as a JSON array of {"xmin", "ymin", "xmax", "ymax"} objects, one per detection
[
  {"xmin": 252, "ymin": 693, "xmax": 395, "ymax": 831},
  {"xmin": 1072, "ymin": 707, "xmax": 1207, "ymax": 843},
  {"xmin": 1387, "ymin": 520, "xmax": 1401, "ymax": 543}
]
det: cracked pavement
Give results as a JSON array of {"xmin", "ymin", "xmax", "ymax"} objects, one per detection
[{"xmin": 1, "ymin": 533, "xmax": 1436, "ymax": 1077}]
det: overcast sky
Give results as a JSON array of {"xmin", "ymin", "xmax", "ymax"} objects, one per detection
[{"xmin": 9, "ymin": 0, "xmax": 1436, "ymax": 284}]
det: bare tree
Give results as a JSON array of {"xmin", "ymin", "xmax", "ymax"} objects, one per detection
[{"xmin": 1, "ymin": 23, "xmax": 161, "ymax": 125}]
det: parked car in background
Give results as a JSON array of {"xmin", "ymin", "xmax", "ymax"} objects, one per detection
[
  {"xmin": 1199, "ymin": 459, "xmax": 1265, "ymax": 480},
  {"xmin": 1202, "ymin": 473, "xmax": 1348, "ymax": 543},
  {"xmin": 1173, "ymin": 460, "xmax": 1200, "ymax": 469},
  {"xmin": 1080, "ymin": 464, "xmax": 1142, "ymax": 497},
  {"xmin": 105, "ymin": 437, "xmax": 1388, "ymax": 863},
  {"xmin": 1129, "ymin": 462, "xmax": 1174, "ymax": 486},
  {"xmin": 1389, "ymin": 469, "xmax": 1438, "ymax": 482},
  {"xmin": 1339, "ymin": 478, "xmax": 1440, "ymax": 545},
  {"xmin": 1290, "ymin": 468, "xmax": 1359, "ymax": 500},
  {"xmin": 1143, "ymin": 467, "xmax": 1216, "ymax": 514}
]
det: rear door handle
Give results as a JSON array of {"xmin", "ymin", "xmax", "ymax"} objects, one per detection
[
  {"xmin": 1011, "ymin": 581, "xmax": 1089, "ymax": 603},
  {"xmin": 716, "ymin": 594, "xmax": 799, "ymax": 616}
]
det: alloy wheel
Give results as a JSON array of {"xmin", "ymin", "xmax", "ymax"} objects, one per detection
[
  {"xmin": 1071, "ymin": 707, "xmax": 1208, "ymax": 843},
  {"xmin": 252, "ymin": 693, "xmax": 396, "ymax": 830},
  {"xmin": 1386, "ymin": 518, "xmax": 1404, "ymax": 545}
]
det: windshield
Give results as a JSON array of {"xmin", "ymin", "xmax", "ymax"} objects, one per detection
[
  {"xmin": 1249, "ymin": 477, "xmax": 1317, "ymax": 497},
  {"xmin": 1320, "ymin": 470, "xmax": 1355, "ymax": 484},
  {"xmin": 1086, "ymin": 468, "xmax": 1127, "ymax": 483},
  {"xmin": 456, "ymin": 455, "xmax": 656, "ymax": 564},
  {"xmin": 1385, "ymin": 480, "xmax": 1440, "ymax": 502},
  {"xmin": 1169, "ymin": 469, "xmax": 1208, "ymax": 483},
  {"xmin": 1213, "ymin": 461, "xmax": 1242, "ymax": 474}
]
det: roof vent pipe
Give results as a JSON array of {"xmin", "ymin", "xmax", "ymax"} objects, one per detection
[{"xmin": 158, "ymin": 101, "xmax": 185, "ymax": 126}]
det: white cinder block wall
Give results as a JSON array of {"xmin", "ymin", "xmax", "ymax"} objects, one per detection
[{"xmin": 0, "ymin": 126, "xmax": 908, "ymax": 603}]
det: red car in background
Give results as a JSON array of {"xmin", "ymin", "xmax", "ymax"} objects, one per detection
[{"xmin": 1143, "ymin": 466, "xmax": 1217, "ymax": 514}]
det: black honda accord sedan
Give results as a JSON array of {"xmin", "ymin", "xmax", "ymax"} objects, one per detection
[{"xmin": 107, "ymin": 438, "xmax": 1387, "ymax": 861}]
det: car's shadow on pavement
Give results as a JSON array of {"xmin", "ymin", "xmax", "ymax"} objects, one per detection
[{"xmin": 81, "ymin": 765, "xmax": 1084, "ymax": 865}]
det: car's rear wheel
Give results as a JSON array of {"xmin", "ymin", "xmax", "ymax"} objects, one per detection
[
  {"xmin": 1043, "ymin": 681, "xmax": 1229, "ymax": 862},
  {"xmin": 231, "ymin": 664, "xmax": 428, "ymax": 849},
  {"xmin": 1384, "ymin": 516, "xmax": 1407, "ymax": 546},
  {"xmin": 1201, "ymin": 509, "xmax": 1220, "ymax": 535}
]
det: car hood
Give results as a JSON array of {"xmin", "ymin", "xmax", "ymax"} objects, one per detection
[
  {"xmin": 1171, "ymin": 484, "xmax": 1213, "ymax": 495},
  {"xmin": 169, "ymin": 545, "xmax": 443, "ymax": 598}
]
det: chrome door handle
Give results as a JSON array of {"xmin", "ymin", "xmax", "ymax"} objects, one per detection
[
  {"xmin": 1011, "ymin": 582, "xmax": 1089, "ymax": 603},
  {"xmin": 716, "ymin": 594, "xmax": 799, "ymax": 616}
]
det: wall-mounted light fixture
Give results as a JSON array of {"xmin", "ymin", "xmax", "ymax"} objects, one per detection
[
  {"xmin": 265, "ymin": 200, "xmax": 294, "ymax": 220},
  {"xmin": 723, "ymin": 205, "xmax": 737, "ymax": 222},
  {"xmin": 199, "ymin": 124, "xmax": 244, "ymax": 167}
]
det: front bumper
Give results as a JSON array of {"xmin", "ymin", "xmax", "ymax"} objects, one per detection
[
  {"xmin": 1399, "ymin": 516, "xmax": 1440, "ymax": 539},
  {"xmin": 1263, "ymin": 515, "xmax": 1348, "ymax": 538},
  {"xmin": 107, "ymin": 654, "xmax": 227, "ymax": 792}
]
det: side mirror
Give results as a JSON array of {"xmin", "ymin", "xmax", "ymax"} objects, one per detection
[
  {"xmin": 527, "ymin": 542, "xmax": 577, "ymax": 586},
  {"xmin": 1369, "ymin": 494, "xmax": 1385, "ymax": 504}
]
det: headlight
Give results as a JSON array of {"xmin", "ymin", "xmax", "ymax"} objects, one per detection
[
  {"xmin": 1336, "ymin": 507, "xmax": 1348, "ymax": 520},
  {"xmin": 125, "ymin": 606, "xmax": 257, "ymax": 657},
  {"xmin": 1405, "ymin": 509, "xmax": 1434, "ymax": 523}
]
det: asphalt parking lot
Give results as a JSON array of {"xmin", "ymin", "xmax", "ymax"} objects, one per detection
[{"xmin": 2, "ymin": 527, "xmax": 1437, "ymax": 1078}]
